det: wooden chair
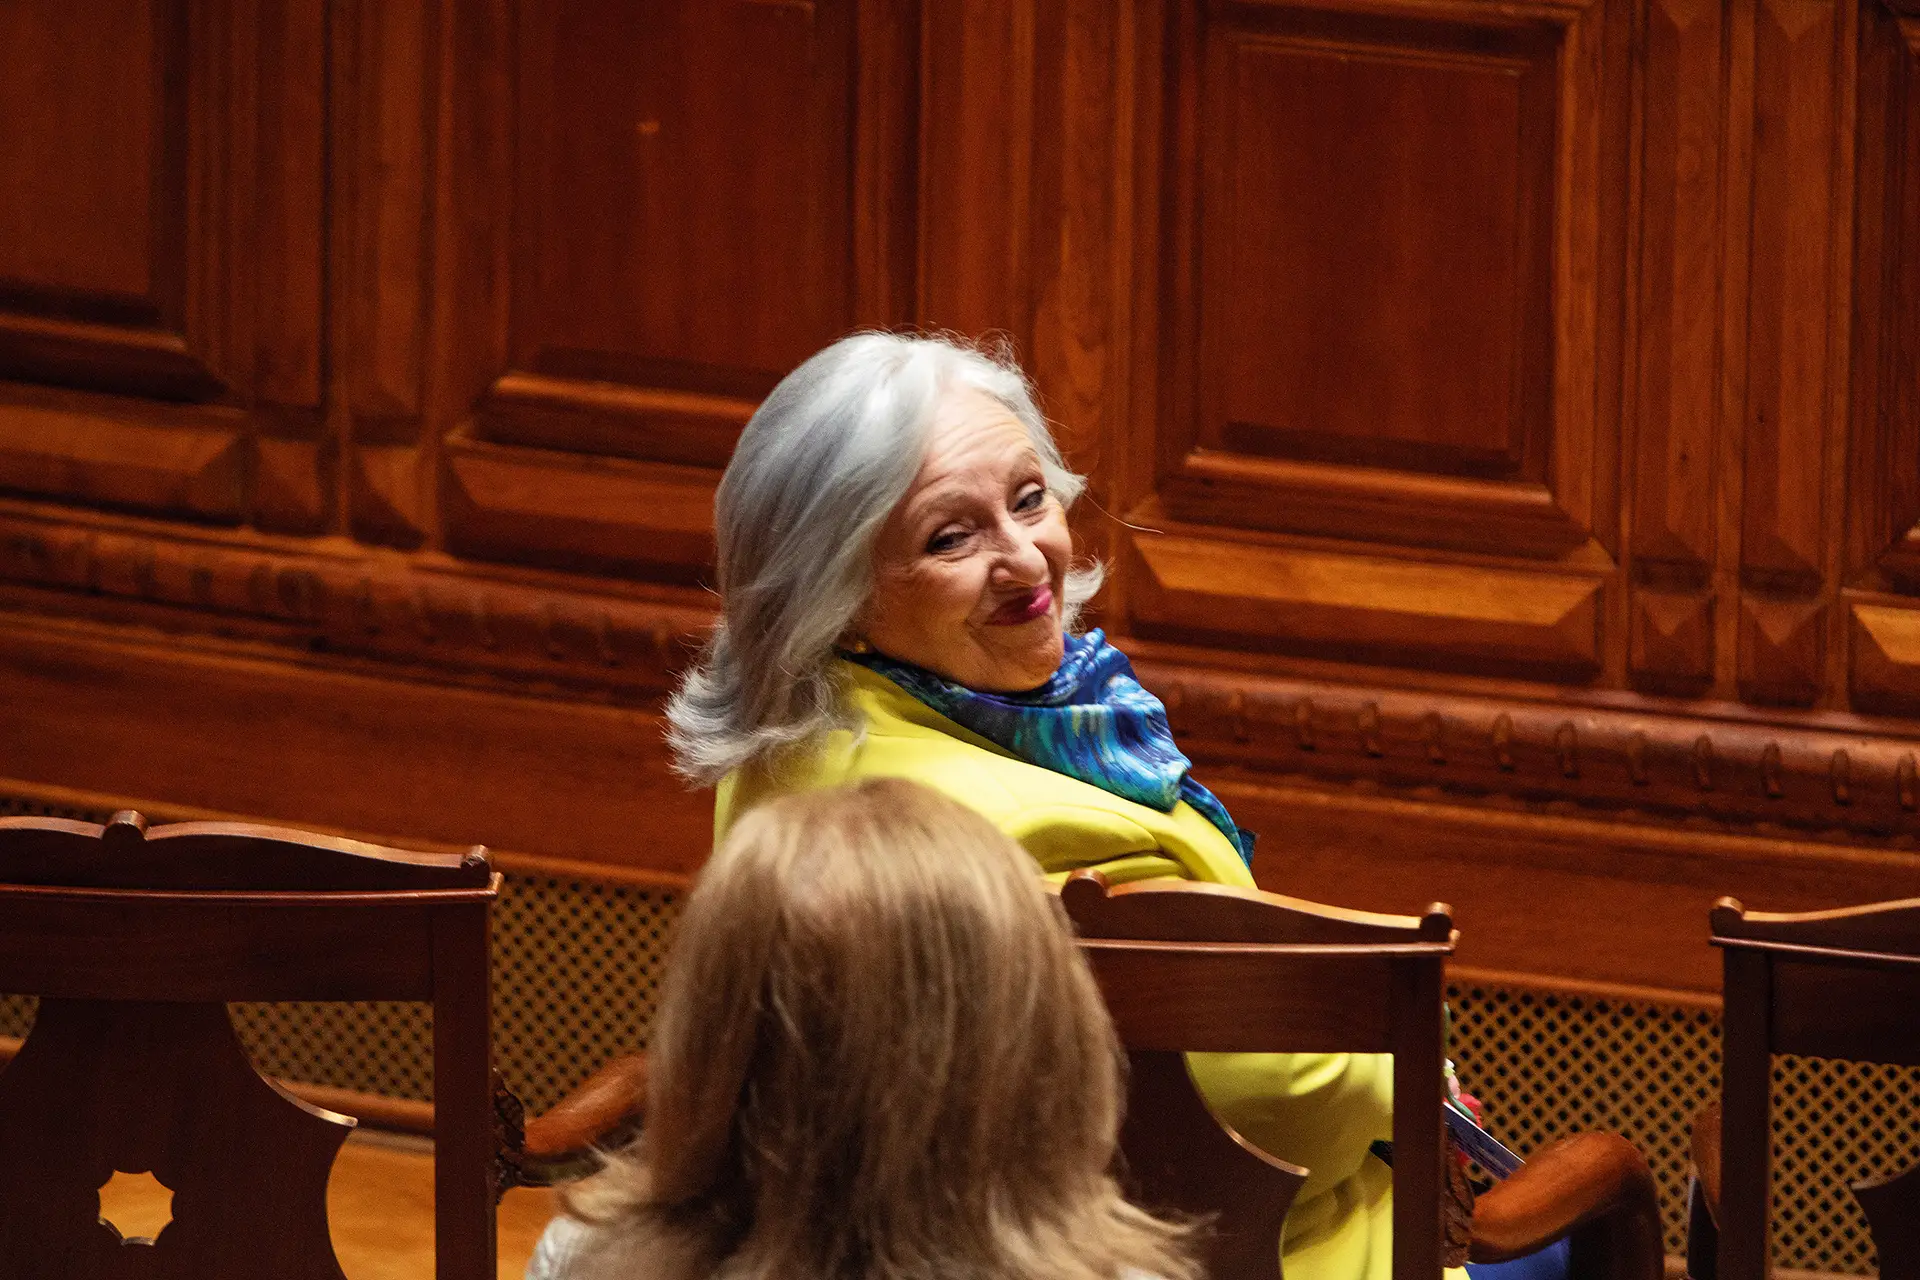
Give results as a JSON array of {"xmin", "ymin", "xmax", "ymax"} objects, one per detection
[
  {"xmin": 1690, "ymin": 895, "xmax": 1920, "ymax": 1280},
  {"xmin": 1060, "ymin": 870, "xmax": 1664, "ymax": 1280},
  {"xmin": 510, "ymin": 872, "xmax": 1662, "ymax": 1280},
  {"xmin": 0, "ymin": 811, "xmax": 503, "ymax": 1280}
]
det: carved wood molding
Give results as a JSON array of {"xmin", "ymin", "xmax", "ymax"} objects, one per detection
[
  {"xmin": 1848, "ymin": 597, "xmax": 1920, "ymax": 713},
  {"xmin": 0, "ymin": 502, "xmax": 710, "ymax": 697},
  {"xmin": 1133, "ymin": 658, "xmax": 1920, "ymax": 839},
  {"xmin": 1127, "ymin": 530, "xmax": 1606, "ymax": 678},
  {"xmin": 0, "ymin": 397, "xmax": 247, "ymax": 523},
  {"xmin": 441, "ymin": 433, "xmax": 718, "ymax": 582},
  {"xmin": 6, "ymin": 499, "xmax": 1920, "ymax": 839}
]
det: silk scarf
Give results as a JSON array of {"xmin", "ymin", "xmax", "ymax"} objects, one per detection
[{"xmin": 848, "ymin": 629, "xmax": 1255, "ymax": 867}]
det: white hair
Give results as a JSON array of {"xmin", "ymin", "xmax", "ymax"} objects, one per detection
[{"xmin": 665, "ymin": 332, "xmax": 1102, "ymax": 785}]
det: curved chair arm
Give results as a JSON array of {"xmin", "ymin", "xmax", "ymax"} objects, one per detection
[
  {"xmin": 1470, "ymin": 1132, "xmax": 1664, "ymax": 1280},
  {"xmin": 513, "ymin": 1053, "xmax": 650, "ymax": 1188}
]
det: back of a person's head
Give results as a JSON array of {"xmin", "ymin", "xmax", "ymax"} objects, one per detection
[{"xmin": 563, "ymin": 778, "xmax": 1197, "ymax": 1280}]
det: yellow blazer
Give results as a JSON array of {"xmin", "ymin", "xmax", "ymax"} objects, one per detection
[{"xmin": 716, "ymin": 662, "xmax": 1407, "ymax": 1280}]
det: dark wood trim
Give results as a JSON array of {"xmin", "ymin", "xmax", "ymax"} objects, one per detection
[
  {"xmin": 0, "ymin": 1034, "xmax": 436, "ymax": 1135},
  {"xmin": 1449, "ymin": 965, "xmax": 1723, "ymax": 1013},
  {"xmin": 0, "ymin": 777, "xmax": 694, "ymax": 892}
]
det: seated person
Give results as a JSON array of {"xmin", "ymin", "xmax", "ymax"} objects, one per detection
[
  {"xmin": 526, "ymin": 777, "xmax": 1200, "ymax": 1280},
  {"xmin": 664, "ymin": 331, "xmax": 1563, "ymax": 1280}
]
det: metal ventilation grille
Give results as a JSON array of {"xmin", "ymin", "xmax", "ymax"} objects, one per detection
[
  {"xmin": 1449, "ymin": 981, "xmax": 1920, "ymax": 1274},
  {"xmin": 1769, "ymin": 1054, "xmax": 1920, "ymax": 1273},
  {"xmin": 3, "ymin": 792, "xmax": 1915, "ymax": 1269}
]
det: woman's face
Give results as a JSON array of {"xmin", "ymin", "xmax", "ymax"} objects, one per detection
[{"xmin": 864, "ymin": 388, "xmax": 1072, "ymax": 692}]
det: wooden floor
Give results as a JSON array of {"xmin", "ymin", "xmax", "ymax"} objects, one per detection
[{"xmin": 97, "ymin": 1130, "xmax": 559, "ymax": 1280}]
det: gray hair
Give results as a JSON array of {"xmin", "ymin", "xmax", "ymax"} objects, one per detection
[{"xmin": 665, "ymin": 332, "xmax": 1102, "ymax": 785}]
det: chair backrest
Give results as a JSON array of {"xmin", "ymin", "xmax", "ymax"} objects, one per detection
[
  {"xmin": 1060, "ymin": 870, "xmax": 1456, "ymax": 1280},
  {"xmin": 1712, "ymin": 895, "xmax": 1920, "ymax": 1280},
  {"xmin": 0, "ymin": 811, "xmax": 502, "ymax": 1280}
]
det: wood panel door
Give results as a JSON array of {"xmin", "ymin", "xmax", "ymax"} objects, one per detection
[
  {"xmin": 426, "ymin": 0, "xmax": 919, "ymax": 584},
  {"xmin": 1119, "ymin": 0, "xmax": 1629, "ymax": 684},
  {"xmin": 0, "ymin": 0, "xmax": 327, "ymax": 533},
  {"xmin": 1847, "ymin": 0, "xmax": 1920, "ymax": 716}
]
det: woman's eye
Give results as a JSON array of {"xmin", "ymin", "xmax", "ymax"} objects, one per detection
[
  {"xmin": 925, "ymin": 529, "xmax": 967, "ymax": 554},
  {"xmin": 1014, "ymin": 485, "xmax": 1047, "ymax": 512}
]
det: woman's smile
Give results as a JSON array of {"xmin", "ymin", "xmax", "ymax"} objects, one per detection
[{"xmin": 988, "ymin": 584, "xmax": 1054, "ymax": 626}]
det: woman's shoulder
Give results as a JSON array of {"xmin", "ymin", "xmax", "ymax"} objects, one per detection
[
  {"xmin": 717, "ymin": 662, "xmax": 1251, "ymax": 884},
  {"xmin": 524, "ymin": 1216, "xmax": 592, "ymax": 1280}
]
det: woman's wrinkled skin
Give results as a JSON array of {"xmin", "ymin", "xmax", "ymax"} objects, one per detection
[{"xmin": 861, "ymin": 388, "xmax": 1072, "ymax": 692}]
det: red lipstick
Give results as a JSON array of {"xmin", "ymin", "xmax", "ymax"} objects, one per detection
[{"xmin": 989, "ymin": 585, "xmax": 1054, "ymax": 625}]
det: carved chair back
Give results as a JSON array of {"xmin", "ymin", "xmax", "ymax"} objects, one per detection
[
  {"xmin": 1059, "ymin": 870, "xmax": 1455, "ymax": 1280},
  {"xmin": 1712, "ymin": 895, "xmax": 1920, "ymax": 1280},
  {"xmin": 0, "ymin": 811, "xmax": 502, "ymax": 1280}
]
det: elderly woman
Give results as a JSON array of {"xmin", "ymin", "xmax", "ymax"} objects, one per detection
[{"xmin": 665, "ymin": 333, "xmax": 1555, "ymax": 1280}]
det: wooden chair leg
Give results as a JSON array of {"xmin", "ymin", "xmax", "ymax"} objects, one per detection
[
  {"xmin": 434, "ymin": 907, "xmax": 498, "ymax": 1280},
  {"xmin": 1685, "ymin": 1176, "xmax": 1717, "ymax": 1280}
]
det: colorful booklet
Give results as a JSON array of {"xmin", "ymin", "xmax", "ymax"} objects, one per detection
[{"xmin": 1443, "ymin": 1096, "xmax": 1524, "ymax": 1179}]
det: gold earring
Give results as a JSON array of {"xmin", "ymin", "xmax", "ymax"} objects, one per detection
[{"xmin": 845, "ymin": 636, "xmax": 873, "ymax": 654}]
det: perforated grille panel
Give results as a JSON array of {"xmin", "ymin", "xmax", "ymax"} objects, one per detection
[
  {"xmin": 5, "ymin": 793, "xmax": 1916, "ymax": 1270},
  {"xmin": 1769, "ymin": 1055, "xmax": 1920, "ymax": 1273},
  {"xmin": 1449, "ymin": 982, "xmax": 1920, "ymax": 1274}
]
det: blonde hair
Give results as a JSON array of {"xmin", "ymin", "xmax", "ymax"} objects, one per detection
[{"xmin": 560, "ymin": 779, "xmax": 1198, "ymax": 1280}]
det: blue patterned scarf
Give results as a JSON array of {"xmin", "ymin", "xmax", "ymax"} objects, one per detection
[{"xmin": 847, "ymin": 630, "xmax": 1255, "ymax": 867}]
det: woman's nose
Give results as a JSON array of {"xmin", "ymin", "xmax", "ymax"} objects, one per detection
[{"xmin": 989, "ymin": 522, "xmax": 1049, "ymax": 587}]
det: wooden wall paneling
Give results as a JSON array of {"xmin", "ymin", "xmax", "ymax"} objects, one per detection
[
  {"xmin": 1019, "ymin": 1, "xmax": 1135, "ymax": 485},
  {"xmin": 852, "ymin": 0, "xmax": 922, "ymax": 330},
  {"xmin": 251, "ymin": 0, "xmax": 330, "ymax": 534},
  {"xmin": 1737, "ymin": 0, "xmax": 1848, "ymax": 705},
  {"xmin": 1123, "ymin": 0, "xmax": 1626, "ymax": 684},
  {"xmin": 0, "ymin": 499, "xmax": 708, "ymax": 698},
  {"xmin": 917, "ymin": 1, "xmax": 1139, "ymax": 577},
  {"xmin": 1127, "ymin": 530, "xmax": 1605, "ymax": 678},
  {"xmin": 0, "ymin": 612, "xmax": 713, "ymax": 878},
  {"xmin": 1845, "ymin": 4, "xmax": 1920, "ymax": 712},
  {"xmin": 1143, "ymin": 0, "xmax": 1618, "ymax": 561},
  {"xmin": 1850, "ymin": 598, "xmax": 1920, "ymax": 713},
  {"xmin": 335, "ymin": 0, "xmax": 435, "ymax": 547},
  {"xmin": 0, "ymin": 389, "xmax": 247, "ymax": 522},
  {"xmin": 1626, "ymin": 0, "xmax": 1726, "ymax": 695},
  {"xmin": 420, "ymin": 0, "xmax": 512, "ymax": 562},
  {"xmin": 442, "ymin": 441, "xmax": 717, "ymax": 584},
  {"xmin": 0, "ymin": 0, "xmax": 198, "ymax": 398},
  {"xmin": 0, "ymin": 0, "xmax": 327, "ymax": 529},
  {"xmin": 1228, "ymin": 775, "xmax": 1920, "ymax": 998},
  {"xmin": 918, "ymin": 0, "xmax": 1037, "ymax": 343},
  {"xmin": 1846, "ymin": 2, "xmax": 1920, "ymax": 592},
  {"xmin": 440, "ymin": 0, "xmax": 919, "ymax": 583},
  {"xmin": 491, "ymin": 0, "xmax": 869, "ymax": 450}
]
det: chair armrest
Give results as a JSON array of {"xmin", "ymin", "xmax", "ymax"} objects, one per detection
[
  {"xmin": 514, "ymin": 1053, "xmax": 650, "ymax": 1187},
  {"xmin": 1469, "ymin": 1131, "xmax": 1663, "ymax": 1280},
  {"xmin": 1690, "ymin": 1102, "xmax": 1721, "ymax": 1219}
]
